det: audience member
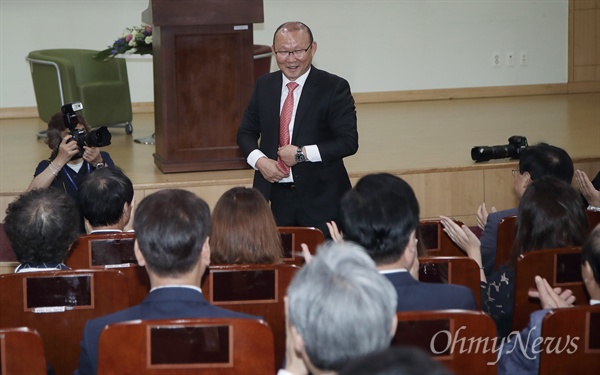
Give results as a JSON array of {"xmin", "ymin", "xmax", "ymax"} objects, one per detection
[
  {"xmin": 237, "ymin": 21, "xmax": 358, "ymax": 236},
  {"xmin": 475, "ymin": 143, "xmax": 574, "ymax": 276},
  {"xmin": 27, "ymin": 111, "xmax": 115, "ymax": 232},
  {"xmin": 210, "ymin": 186, "xmax": 283, "ymax": 264},
  {"xmin": 441, "ymin": 176, "xmax": 588, "ymax": 338},
  {"xmin": 497, "ymin": 224, "xmax": 600, "ymax": 375},
  {"xmin": 79, "ymin": 166, "xmax": 134, "ymax": 233},
  {"xmin": 279, "ymin": 241, "xmax": 397, "ymax": 375},
  {"xmin": 75, "ymin": 189, "xmax": 260, "ymax": 375},
  {"xmin": 337, "ymin": 173, "xmax": 477, "ymax": 311},
  {"xmin": 339, "ymin": 346, "xmax": 452, "ymax": 375},
  {"xmin": 4, "ymin": 188, "xmax": 79, "ymax": 272}
]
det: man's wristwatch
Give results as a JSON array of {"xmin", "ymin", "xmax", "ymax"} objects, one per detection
[
  {"xmin": 95, "ymin": 162, "xmax": 105, "ymax": 169},
  {"xmin": 294, "ymin": 147, "xmax": 306, "ymax": 163}
]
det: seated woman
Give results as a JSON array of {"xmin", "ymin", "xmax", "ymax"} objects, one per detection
[
  {"xmin": 27, "ymin": 111, "xmax": 115, "ymax": 232},
  {"xmin": 210, "ymin": 187, "xmax": 283, "ymax": 264},
  {"xmin": 441, "ymin": 176, "xmax": 588, "ymax": 338}
]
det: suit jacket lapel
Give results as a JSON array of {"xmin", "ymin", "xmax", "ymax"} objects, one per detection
[{"xmin": 291, "ymin": 66, "xmax": 318, "ymax": 143}]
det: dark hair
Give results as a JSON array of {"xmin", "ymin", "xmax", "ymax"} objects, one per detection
[
  {"xmin": 133, "ymin": 189, "xmax": 211, "ymax": 277},
  {"xmin": 4, "ymin": 188, "xmax": 79, "ymax": 263},
  {"xmin": 518, "ymin": 143, "xmax": 574, "ymax": 183},
  {"xmin": 273, "ymin": 21, "xmax": 314, "ymax": 46},
  {"xmin": 582, "ymin": 226, "xmax": 600, "ymax": 285},
  {"xmin": 46, "ymin": 111, "xmax": 90, "ymax": 159},
  {"xmin": 340, "ymin": 173, "xmax": 420, "ymax": 265},
  {"xmin": 339, "ymin": 346, "xmax": 452, "ymax": 375},
  {"xmin": 210, "ymin": 187, "xmax": 283, "ymax": 264},
  {"xmin": 511, "ymin": 176, "xmax": 588, "ymax": 265},
  {"xmin": 79, "ymin": 166, "xmax": 134, "ymax": 228}
]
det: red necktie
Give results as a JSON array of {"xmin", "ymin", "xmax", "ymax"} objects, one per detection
[{"xmin": 277, "ymin": 82, "xmax": 299, "ymax": 175}]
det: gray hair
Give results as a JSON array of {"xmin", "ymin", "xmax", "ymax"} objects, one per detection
[{"xmin": 287, "ymin": 241, "xmax": 397, "ymax": 372}]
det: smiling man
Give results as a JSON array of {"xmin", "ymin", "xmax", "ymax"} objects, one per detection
[{"xmin": 237, "ymin": 21, "xmax": 358, "ymax": 235}]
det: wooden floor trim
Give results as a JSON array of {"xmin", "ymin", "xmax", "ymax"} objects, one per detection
[{"xmin": 4, "ymin": 82, "xmax": 599, "ymax": 119}]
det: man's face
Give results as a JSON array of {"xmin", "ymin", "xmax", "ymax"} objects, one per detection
[{"xmin": 272, "ymin": 28, "xmax": 316, "ymax": 81}]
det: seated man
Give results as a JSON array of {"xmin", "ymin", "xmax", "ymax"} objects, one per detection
[
  {"xmin": 4, "ymin": 188, "xmax": 79, "ymax": 272},
  {"xmin": 338, "ymin": 173, "xmax": 477, "ymax": 311},
  {"xmin": 497, "ymin": 224, "xmax": 600, "ymax": 375},
  {"xmin": 280, "ymin": 242, "xmax": 398, "ymax": 375},
  {"xmin": 75, "ymin": 189, "xmax": 260, "ymax": 375},
  {"xmin": 339, "ymin": 346, "xmax": 451, "ymax": 375},
  {"xmin": 79, "ymin": 166, "xmax": 134, "ymax": 233},
  {"xmin": 476, "ymin": 143, "xmax": 574, "ymax": 275}
]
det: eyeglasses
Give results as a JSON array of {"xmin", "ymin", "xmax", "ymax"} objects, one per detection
[
  {"xmin": 274, "ymin": 44, "xmax": 312, "ymax": 59},
  {"xmin": 511, "ymin": 168, "xmax": 520, "ymax": 177}
]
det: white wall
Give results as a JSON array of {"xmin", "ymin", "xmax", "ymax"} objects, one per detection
[{"xmin": 0, "ymin": 0, "xmax": 568, "ymax": 109}]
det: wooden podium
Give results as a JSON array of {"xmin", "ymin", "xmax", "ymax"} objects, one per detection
[{"xmin": 143, "ymin": 0, "xmax": 264, "ymax": 173}]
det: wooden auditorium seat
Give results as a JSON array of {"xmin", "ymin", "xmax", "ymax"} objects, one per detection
[
  {"xmin": 201, "ymin": 263, "xmax": 300, "ymax": 370},
  {"xmin": 418, "ymin": 256, "xmax": 483, "ymax": 309},
  {"xmin": 0, "ymin": 327, "xmax": 47, "ymax": 375},
  {"xmin": 393, "ymin": 310, "xmax": 497, "ymax": 375},
  {"xmin": 278, "ymin": 226, "xmax": 325, "ymax": 266},
  {"xmin": 98, "ymin": 317, "xmax": 275, "ymax": 374},
  {"xmin": 65, "ymin": 232, "xmax": 150, "ymax": 305},
  {"xmin": 538, "ymin": 304, "xmax": 600, "ymax": 374},
  {"xmin": 0, "ymin": 223, "xmax": 18, "ymax": 275},
  {"xmin": 418, "ymin": 219, "xmax": 466, "ymax": 257},
  {"xmin": 512, "ymin": 246, "xmax": 587, "ymax": 332},
  {"xmin": 0, "ymin": 269, "xmax": 130, "ymax": 375},
  {"xmin": 495, "ymin": 215, "xmax": 517, "ymax": 271},
  {"xmin": 586, "ymin": 209, "xmax": 600, "ymax": 231}
]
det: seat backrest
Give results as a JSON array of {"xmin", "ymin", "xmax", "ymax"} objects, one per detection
[
  {"xmin": 64, "ymin": 232, "xmax": 150, "ymax": 305},
  {"xmin": 97, "ymin": 317, "xmax": 275, "ymax": 374},
  {"xmin": 277, "ymin": 226, "xmax": 325, "ymax": 266},
  {"xmin": 512, "ymin": 246, "xmax": 586, "ymax": 332},
  {"xmin": 393, "ymin": 310, "xmax": 498, "ymax": 375},
  {"xmin": 0, "ymin": 327, "xmax": 47, "ymax": 375},
  {"xmin": 495, "ymin": 215, "xmax": 517, "ymax": 270},
  {"xmin": 419, "ymin": 219, "xmax": 466, "ymax": 257},
  {"xmin": 201, "ymin": 263, "xmax": 299, "ymax": 370},
  {"xmin": 0, "ymin": 223, "xmax": 16, "ymax": 262},
  {"xmin": 0, "ymin": 269, "xmax": 130, "ymax": 375},
  {"xmin": 586, "ymin": 209, "xmax": 600, "ymax": 231},
  {"xmin": 418, "ymin": 256, "xmax": 482, "ymax": 309},
  {"xmin": 538, "ymin": 305, "xmax": 600, "ymax": 374}
]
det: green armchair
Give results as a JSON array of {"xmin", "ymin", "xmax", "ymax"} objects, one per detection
[{"xmin": 26, "ymin": 49, "xmax": 133, "ymax": 134}]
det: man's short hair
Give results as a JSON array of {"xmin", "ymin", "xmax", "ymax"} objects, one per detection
[
  {"xmin": 582, "ymin": 225, "xmax": 600, "ymax": 285},
  {"xmin": 273, "ymin": 21, "xmax": 314, "ymax": 45},
  {"xmin": 287, "ymin": 241, "xmax": 397, "ymax": 372},
  {"xmin": 4, "ymin": 188, "xmax": 79, "ymax": 263},
  {"xmin": 79, "ymin": 166, "xmax": 134, "ymax": 227},
  {"xmin": 518, "ymin": 143, "xmax": 574, "ymax": 183},
  {"xmin": 133, "ymin": 189, "xmax": 210, "ymax": 277},
  {"xmin": 340, "ymin": 173, "xmax": 420, "ymax": 265}
]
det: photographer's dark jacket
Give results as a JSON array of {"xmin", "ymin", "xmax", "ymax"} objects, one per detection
[{"xmin": 33, "ymin": 151, "xmax": 114, "ymax": 232}]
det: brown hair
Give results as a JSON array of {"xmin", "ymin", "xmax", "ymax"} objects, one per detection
[
  {"xmin": 46, "ymin": 111, "xmax": 90, "ymax": 159},
  {"xmin": 210, "ymin": 187, "xmax": 283, "ymax": 264}
]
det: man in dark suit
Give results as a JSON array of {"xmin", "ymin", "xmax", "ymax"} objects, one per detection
[
  {"xmin": 74, "ymin": 189, "xmax": 259, "ymax": 375},
  {"xmin": 339, "ymin": 173, "xmax": 477, "ymax": 311},
  {"xmin": 237, "ymin": 21, "xmax": 358, "ymax": 235}
]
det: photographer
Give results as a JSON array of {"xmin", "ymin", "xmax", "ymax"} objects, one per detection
[{"xmin": 27, "ymin": 110, "xmax": 114, "ymax": 232}]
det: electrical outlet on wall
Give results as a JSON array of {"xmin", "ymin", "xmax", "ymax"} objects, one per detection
[
  {"xmin": 519, "ymin": 51, "xmax": 528, "ymax": 65},
  {"xmin": 492, "ymin": 52, "xmax": 501, "ymax": 67},
  {"xmin": 507, "ymin": 51, "xmax": 515, "ymax": 66}
]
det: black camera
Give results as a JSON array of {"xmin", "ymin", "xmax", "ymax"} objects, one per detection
[
  {"xmin": 61, "ymin": 102, "xmax": 111, "ymax": 159},
  {"xmin": 471, "ymin": 136, "xmax": 528, "ymax": 162}
]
